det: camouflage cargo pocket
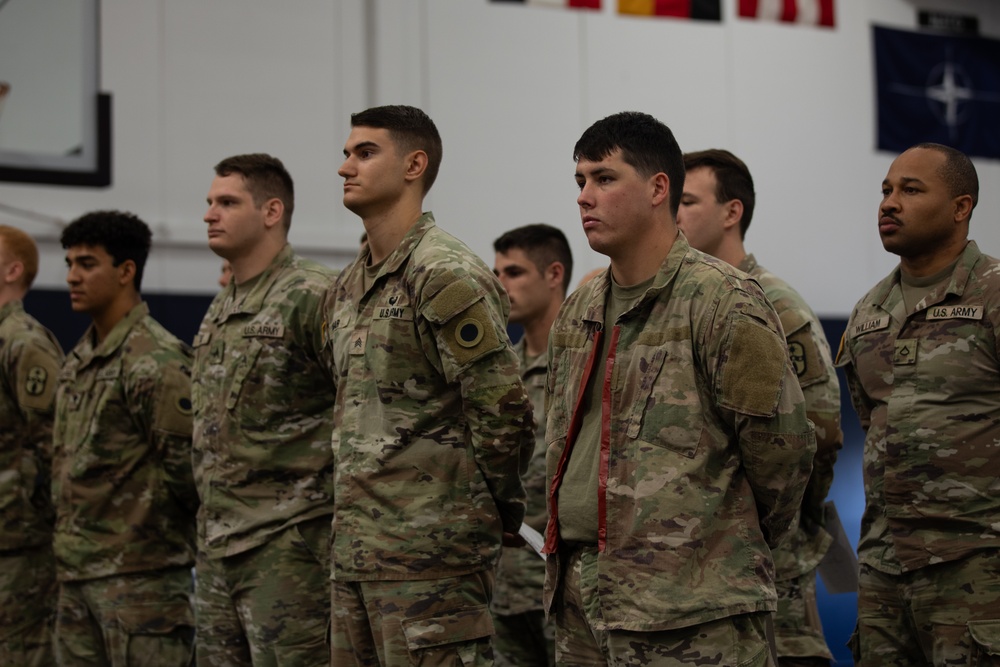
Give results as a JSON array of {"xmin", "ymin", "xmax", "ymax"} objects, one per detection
[
  {"xmin": 968, "ymin": 620, "xmax": 1000, "ymax": 666},
  {"xmin": 116, "ymin": 601, "xmax": 194, "ymax": 667},
  {"xmin": 401, "ymin": 603, "xmax": 494, "ymax": 661}
]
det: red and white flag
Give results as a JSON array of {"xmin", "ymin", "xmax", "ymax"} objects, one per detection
[{"xmin": 738, "ymin": 0, "xmax": 834, "ymax": 28}]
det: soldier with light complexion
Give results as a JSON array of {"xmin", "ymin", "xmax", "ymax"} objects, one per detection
[
  {"xmin": 326, "ymin": 105, "xmax": 534, "ymax": 666},
  {"xmin": 492, "ymin": 224, "xmax": 573, "ymax": 667},
  {"xmin": 192, "ymin": 153, "xmax": 336, "ymax": 666},
  {"xmin": 677, "ymin": 150, "xmax": 843, "ymax": 667},
  {"xmin": 54, "ymin": 211, "xmax": 197, "ymax": 666},
  {"xmin": 543, "ymin": 112, "xmax": 815, "ymax": 665},
  {"xmin": 0, "ymin": 225, "xmax": 62, "ymax": 667},
  {"xmin": 838, "ymin": 143, "xmax": 1000, "ymax": 666}
]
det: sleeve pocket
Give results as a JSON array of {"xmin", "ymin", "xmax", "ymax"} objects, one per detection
[{"xmin": 968, "ymin": 619, "xmax": 1000, "ymax": 660}]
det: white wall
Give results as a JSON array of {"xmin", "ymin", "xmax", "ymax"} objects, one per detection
[{"xmin": 1, "ymin": 0, "xmax": 998, "ymax": 316}]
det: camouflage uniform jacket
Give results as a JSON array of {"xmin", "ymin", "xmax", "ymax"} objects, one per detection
[
  {"xmin": 838, "ymin": 240, "xmax": 1000, "ymax": 574},
  {"xmin": 53, "ymin": 302, "xmax": 197, "ymax": 581},
  {"xmin": 542, "ymin": 234, "xmax": 816, "ymax": 632},
  {"xmin": 193, "ymin": 244, "xmax": 336, "ymax": 559},
  {"xmin": 325, "ymin": 212, "xmax": 533, "ymax": 582},
  {"xmin": 740, "ymin": 254, "xmax": 842, "ymax": 580},
  {"xmin": 491, "ymin": 341, "xmax": 547, "ymax": 615},
  {"xmin": 0, "ymin": 301, "xmax": 62, "ymax": 551}
]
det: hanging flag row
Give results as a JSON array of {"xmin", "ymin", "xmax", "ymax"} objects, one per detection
[{"xmin": 490, "ymin": 0, "xmax": 836, "ymax": 27}]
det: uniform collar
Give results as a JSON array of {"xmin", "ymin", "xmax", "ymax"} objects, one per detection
[
  {"xmin": 873, "ymin": 240, "xmax": 980, "ymax": 312},
  {"xmin": 0, "ymin": 299, "xmax": 24, "ymax": 323},
  {"xmin": 218, "ymin": 244, "xmax": 295, "ymax": 318},
  {"xmin": 74, "ymin": 301, "xmax": 150, "ymax": 367}
]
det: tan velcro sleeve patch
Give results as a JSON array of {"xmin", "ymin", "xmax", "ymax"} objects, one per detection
[
  {"xmin": 717, "ymin": 316, "xmax": 785, "ymax": 417},
  {"xmin": 17, "ymin": 347, "xmax": 61, "ymax": 412},
  {"xmin": 154, "ymin": 368, "xmax": 193, "ymax": 437},
  {"xmin": 425, "ymin": 280, "xmax": 482, "ymax": 324},
  {"xmin": 439, "ymin": 300, "xmax": 503, "ymax": 368}
]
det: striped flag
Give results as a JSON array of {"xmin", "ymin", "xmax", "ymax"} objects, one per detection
[
  {"xmin": 739, "ymin": 0, "xmax": 835, "ymax": 28},
  {"xmin": 490, "ymin": 0, "xmax": 602, "ymax": 8},
  {"xmin": 618, "ymin": 0, "xmax": 720, "ymax": 20}
]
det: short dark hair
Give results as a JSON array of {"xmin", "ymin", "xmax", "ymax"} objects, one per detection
[
  {"xmin": 214, "ymin": 153, "xmax": 295, "ymax": 231},
  {"xmin": 683, "ymin": 149, "xmax": 756, "ymax": 239},
  {"xmin": 351, "ymin": 105, "xmax": 443, "ymax": 194},
  {"xmin": 912, "ymin": 142, "xmax": 979, "ymax": 218},
  {"xmin": 0, "ymin": 224, "xmax": 40, "ymax": 289},
  {"xmin": 493, "ymin": 223, "xmax": 574, "ymax": 294},
  {"xmin": 60, "ymin": 210, "xmax": 152, "ymax": 291},
  {"xmin": 573, "ymin": 111, "xmax": 685, "ymax": 219}
]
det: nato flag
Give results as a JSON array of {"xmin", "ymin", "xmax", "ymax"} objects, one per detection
[{"xmin": 874, "ymin": 25, "xmax": 1000, "ymax": 160}]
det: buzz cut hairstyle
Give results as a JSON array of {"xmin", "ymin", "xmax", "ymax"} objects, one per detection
[
  {"xmin": 350, "ymin": 105, "xmax": 443, "ymax": 195},
  {"xmin": 683, "ymin": 149, "xmax": 757, "ymax": 239},
  {"xmin": 912, "ymin": 142, "xmax": 980, "ymax": 216},
  {"xmin": 0, "ymin": 224, "xmax": 40, "ymax": 289},
  {"xmin": 60, "ymin": 210, "xmax": 153, "ymax": 291},
  {"xmin": 493, "ymin": 223, "xmax": 574, "ymax": 294},
  {"xmin": 214, "ymin": 153, "xmax": 295, "ymax": 231},
  {"xmin": 573, "ymin": 111, "xmax": 685, "ymax": 220}
]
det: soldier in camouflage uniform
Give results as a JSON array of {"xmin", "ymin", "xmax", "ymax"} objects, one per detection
[
  {"xmin": 193, "ymin": 153, "xmax": 336, "ymax": 666},
  {"xmin": 0, "ymin": 225, "xmax": 62, "ymax": 667},
  {"xmin": 326, "ymin": 105, "xmax": 534, "ymax": 666},
  {"xmin": 677, "ymin": 149, "xmax": 843, "ymax": 667},
  {"xmin": 54, "ymin": 211, "xmax": 198, "ymax": 666},
  {"xmin": 492, "ymin": 224, "xmax": 574, "ymax": 667},
  {"xmin": 837, "ymin": 143, "xmax": 1000, "ymax": 665},
  {"xmin": 544, "ymin": 112, "xmax": 816, "ymax": 666}
]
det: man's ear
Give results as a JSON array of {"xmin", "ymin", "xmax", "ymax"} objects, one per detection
[
  {"xmin": 2, "ymin": 259, "xmax": 24, "ymax": 287},
  {"xmin": 546, "ymin": 262, "xmax": 565, "ymax": 291},
  {"xmin": 117, "ymin": 259, "xmax": 137, "ymax": 287},
  {"xmin": 262, "ymin": 198, "xmax": 285, "ymax": 230},
  {"xmin": 651, "ymin": 172, "xmax": 670, "ymax": 207},
  {"xmin": 723, "ymin": 199, "xmax": 744, "ymax": 232},
  {"xmin": 403, "ymin": 150, "xmax": 429, "ymax": 185}
]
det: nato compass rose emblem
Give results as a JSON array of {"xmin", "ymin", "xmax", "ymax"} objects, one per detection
[{"xmin": 888, "ymin": 46, "xmax": 1000, "ymax": 142}]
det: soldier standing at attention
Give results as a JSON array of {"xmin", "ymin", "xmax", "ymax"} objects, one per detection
[
  {"xmin": 193, "ymin": 153, "xmax": 337, "ymax": 666},
  {"xmin": 677, "ymin": 149, "xmax": 843, "ymax": 667},
  {"xmin": 54, "ymin": 211, "xmax": 198, "ymax": 666},
  {"xmin": 838, "ymin": 143, "xmax": 1000, "ymax": 666},
  {"xmin": 326, "ymin": 104, "xmax": 534, "ymax": 666},
  {"xmin": 0, "ymin": 225, "xmax": 62, "ymax": 666},
  {"xmin": 492, "ymin": 223, "xmax": 573, "ymax": 667},
  {"xmin": 543, "ymin": 112, "xmax": 816, "ymax": 666}
]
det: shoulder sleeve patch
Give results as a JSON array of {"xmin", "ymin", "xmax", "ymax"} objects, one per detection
[
  {"xmin": 786, "ymin": 324, "xmax": 829, "ymax": 388},
  {"xmin": 17, "ymin": 346, "xmax": 61, "ymax": 412},
  {"xmin": 717, "ymin": 315, "xmax": 785, "ymax": 417},
  {"xmin": 154, "ymin": 367, "xmax": 193, "ymax": 437},
  {"xmin": 424, "ymin": 280, "xmax": 483, "ymax": 324},
  {"xmin": 439, "ymin": 300, "xmax": 503, "ymax": 368}
]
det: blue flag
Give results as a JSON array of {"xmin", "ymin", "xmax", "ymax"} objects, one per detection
[{"xmin": 874, "ymin": 25, "xmax": 1000, "ymax": 160}]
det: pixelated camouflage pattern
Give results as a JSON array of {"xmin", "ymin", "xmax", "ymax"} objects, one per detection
[
  {"xmin": 493, "ymin": 343, "xmax": 548, "ymax": 614},
  {"xmin": 839, "ymin": 241, "xmax": 1000, "ymax": 574},
  {"xmin": 543, "ymin": 234, "xmax": 815, "ymax": 632},
  {"xmin": 0, "ymin": 547, "xmax": 56, "ymax": 666},
  {"xmin": 53, "ymin": 302, "xmax": 197, "ymax": 581},
  {"xmin": 740, "ymin": 256, "xmax": 839, "ymax": 661},
  {"xmin": 325, "ymin": 212, "xmax": 533, "ymax": 582},
  {"xmin": 0, "ymin": 301, "xmax": 62, "ymax": 550},
  {"xmin": 854, "ymin": 552, "xmax": 1000, "ymax": 666},
  {"xmin": 55, "ymin": 565, "xmax": 194, "ymax": 666},
  {"xmin": 331, "ymin": 569, "xmax": 496, "ymax": 666},
  {"xmin": 556, "ymin": 544, "xmax": 775, "ymax": 665},
  {"xmin": 195, "ymin": 515, "xmax": 331, "ymax": 667},
  {"xmin": 492, "ymin": 343, "xmax": 554, "ymax": 666},
  {"xmin": 192, "ymin": 244, "xmax": 336, "ymax": 559}
]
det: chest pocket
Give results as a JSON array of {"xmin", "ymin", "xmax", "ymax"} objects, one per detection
[
  {"xmin": 63, "ymin": 363, "xmax": 129, "ymax": 478},
  {"xmin": 226, "ymin": 338, "xmax": 267, "ymax": 427},
  {"xmin": 623, "ymin": 331, "xmax": 702, "ymax": 458}
]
